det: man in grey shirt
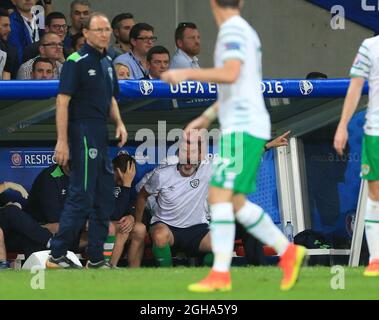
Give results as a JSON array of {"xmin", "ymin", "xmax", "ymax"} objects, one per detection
[{"xmin": 170, "ymin": 22, "xmax": 200, "ymax": 69}]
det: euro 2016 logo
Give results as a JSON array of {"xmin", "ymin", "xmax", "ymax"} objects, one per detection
[
  {"xmin": 139, "ymin": 80, "xmax": 154, "ymax": 96},
  {"xmin": 299, "ymin": 80, "xmax": 313, "ymax": 96}
]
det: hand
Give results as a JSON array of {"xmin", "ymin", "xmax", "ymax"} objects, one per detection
[
  {"xmin": 115, "ymin": 122, "xmax": 128, "ymax": 147},
  {"xmin": 334, "ymin": 125, "xmax": 349, "ymax": 156},
  {"xmin": 117, "ymin": 162, "xmax": 136, "ymax": 187},
  {"xmin": 4, "ymin": 182, "xmax": 28, "ymax": 199},
  {"xmin": 266, "ymin": 130, "xmax": 291, "ymax": 149},
  {"xmin": 117, "ymin": 215, "xmax": 135, "ymax": 234},
  {"xmin": 42, "ymin": 223, "xmax": 59, "ymax": 234},
  {"xmin": 161, "ymin": 70, "xmax": 188, "ymax": 85},
  {"xmin": 54, "ymin": 140, "xmax": 69, "ymax": 166},
  {"xmin": 184, "ymin": 115, "xmax": 211, "ymax": 136}
]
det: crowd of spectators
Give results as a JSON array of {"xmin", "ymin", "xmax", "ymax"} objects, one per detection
[{"xmin": 0, "ymin": 0, "xmax": 203, "ymax": 81}]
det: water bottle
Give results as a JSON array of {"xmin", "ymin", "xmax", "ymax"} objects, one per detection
[{"xmin": 284, "ymin": 221, "xmax": 294, "ymax": 242}]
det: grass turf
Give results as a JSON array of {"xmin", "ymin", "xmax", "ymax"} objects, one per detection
[{"xmin": 0, "ymin": 266, "xmax": 378, "ymax": 300}]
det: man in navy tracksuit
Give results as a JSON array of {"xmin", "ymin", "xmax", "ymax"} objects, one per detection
[{"xmin": 47, "ymin": 12, "xmax": 127, "ymax": 269}]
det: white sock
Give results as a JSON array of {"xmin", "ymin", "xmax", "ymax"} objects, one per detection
[
  {"xmin": 210, "ymin": 203, "xmax": 235, "ymax": 272},
  {"xmin": 365, "ymin": 197, "xmax": 379, "ymax": 262},
  {"xmin": 236, "ymin": 201, "xmax": 289, "ymax": 256}
]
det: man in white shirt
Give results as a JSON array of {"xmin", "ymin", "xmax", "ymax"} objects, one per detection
[
  {"xmin": 135, "ymin": 133, "xmax": 212, "ymax": 267},
  {"xmin": 170, "ymin": 22, "xmax": 200, "ymax": 70}
]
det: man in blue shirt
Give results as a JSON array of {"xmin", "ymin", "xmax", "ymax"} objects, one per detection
[
  {"xmin": 113, "ymin": 23, "xmax": 155, "ymax": 79},
  {"xmin": 46, "ymin": 12, "xmax": 127, "ymax": 269}
]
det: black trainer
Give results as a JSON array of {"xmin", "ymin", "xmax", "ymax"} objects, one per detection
[
  {"xmin": 46, "ymin": 255, "xmax": 82, "ymax": 269},
  {"xmin": 86, "ymin": 260, "xmax": 113, "ymax": 269}
]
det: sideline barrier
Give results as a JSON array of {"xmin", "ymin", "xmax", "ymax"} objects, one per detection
[{"xmin": 0, "ymin": 79, "xmax": 369, "ymax": 100}]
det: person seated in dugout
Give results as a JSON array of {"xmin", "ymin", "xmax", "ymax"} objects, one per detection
[
  {"xmin": 25, "ymin": 162, "xmax": 87, "ymax": 252},
  {"xmin": 106, "ymin": 153, "xmax": 146, "ymax": 267},
  {"xmin": 135, "ymin": 130, "xmax": 292, "ymax": 267},
  {"xmin": 0, "ymin": 181, "xmax": 57, "ymax": 262}
]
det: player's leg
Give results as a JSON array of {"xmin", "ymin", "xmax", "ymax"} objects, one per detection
[
  {"xmin": 363, "ymin": 180, "xmax": 379, "ymax": 276},
  {"xmin": 127, "ymin": 222, "xmax": 146, "ymax": 267},
  {"xmin": 150, "ymin": 222, "xmax": 175, "ymax": 267},
  {"xmin": 234, "ymin": 194, "xmax": 306, "ymax": 290},
  {"xmin": 360, "ymin": 134, "xmax": 379, "ymax": 276}
]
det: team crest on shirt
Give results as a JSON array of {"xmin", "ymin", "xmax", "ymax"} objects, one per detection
[
  {"xmin": 361, "ymin": 164, "xmax": 370, "ymax": 176},
  {"xmin": 114, "ymin": 186, "xmax": 121, "ymax": 198},
  {"xmin": 299, "ymin": 80, "xmax": 313, "ymax": 96},
  {"xmin": 139, "ymin": 80, "xmax": 154, "ymax": 96},
  {"xmin": 108, "ymin": 67, "xmax": 113, "ymax": 81},
  {"xmin": 89, "ymin": 148, "xmax": 98, "ymax": 160},
  {"xmin": 190, "ymin": 179, "xmax": 200, "ymax": 188}
]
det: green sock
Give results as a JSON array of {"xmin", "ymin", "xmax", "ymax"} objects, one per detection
[
  {"xmin": 152, "ymin": 244, "xmax": 172, "ymax": 267},
  {"xmin": 103, "ymin": 235, "xmax": 115, "ymax": 262},
  {"xmin": 203, "ymin": 253, "xmax": 214, "ymax": 266}
]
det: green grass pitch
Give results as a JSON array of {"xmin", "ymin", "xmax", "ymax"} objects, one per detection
[{"xmin": 0, "ymin": 266, "xmax": 378, "ymax": 300}]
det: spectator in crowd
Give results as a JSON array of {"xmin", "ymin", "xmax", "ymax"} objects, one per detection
[
  {"xmin": 23, "ymin": 11, "xmax": 70, "ymax": 62},
  {"xmin": 0, "ymin": 181, "xmax": 57, "ymax": 260},
  {"xmin": 36, "ymin": 0, "xmax": 53, "ymax": 18},
  {"xmin": 67, "ymin": 0, "xmax": 91, "ymax": 48},
  {"xmin": 31, "ymin": 56, "xmax": 54, "ymax": 79},
  {"xmin": 143, "ymin": 45, "xmax": 170, "ymax": 79},
  {"xmin": 17, "ymin": 32, "xmax": 63, "ymax": 79},
  {"xmin": 0, "ymin": 9, "xmax": 19, "ymax": 79},
  {"xmin": 71, "ymin": 31, "xmax": 85, "ymax": 52},
  {"xmin": 108, "ymin": 153, "xmax": 146, "ymax": 267},
  {"xmin": 8, "ymin": 0, "xmax": 43, "ymax": 64},
  {"xmin": 170, "ymin": 22, "xmax": 200, "ymax": 69},
  {"xmin": 111, "ymin": 12, "xmax": 135, "ymax": 57},
  {"xmin": 114, "ymin": 62, "xmax": 130, "ymax": 80},
  {"xmin": 113, "ymin": 23, "xmax": 155, "ymax": 79}
]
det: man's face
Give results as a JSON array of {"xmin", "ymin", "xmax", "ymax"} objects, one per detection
[
  {"xmin": 32, "ymin": 61, "xmax": 54, "ymax": 80},
  {"xmin": 178, "ymin": 28, "xmax": 200, "ymax": 57},
  {"xmin": 148, "ymin": 53, "xmax": 169, "ymax": 79},
  {"xmin": 70, "ymin": 4, "xmax": 90, "ymax": 31},
  {"xmin": 177, "ymin": 133, "xmax": 205, "ymax": 177},
  {"xmin": 12, "ymin": 0, "xmax": 35, "ymax": 13},
  {"xmin": 0, "ymin": 16, "xmax": 11, "ymax": 41},
  {"xmin": 39, "ymin": 34, "xmax": 63, "ymax": 60},
  {"xmin": 131, "ymin": 30, "xmax": 155, "ymax": 56},
  {"xmin": 84, "ymin": 16, "xmax": 112, "ymax": 51},
  {"xmin": 114, "ymin": 18, "xmax": 135, "ymax": 44},
  {"xmin": 46, "ymin": 18, "xmax": 67, "ymax": 41}
]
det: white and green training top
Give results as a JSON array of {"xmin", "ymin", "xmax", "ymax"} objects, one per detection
[
  {"xmin": 350, "ymin": 36, "xmax": 379, "ymax": 136},
  {"xmin": 214, "ymin": 15, "xmax": 271, "ymax": 140}
]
